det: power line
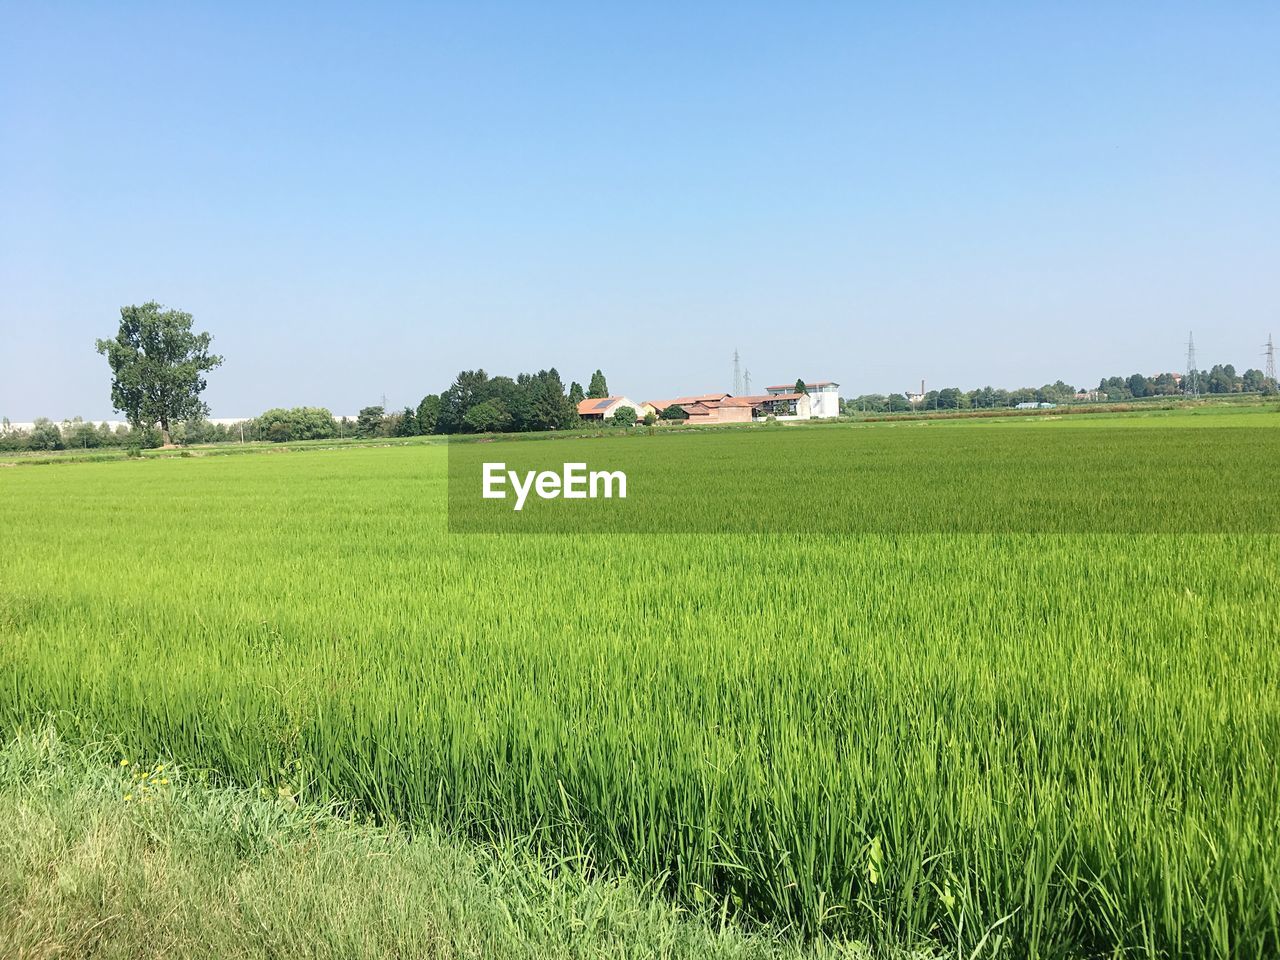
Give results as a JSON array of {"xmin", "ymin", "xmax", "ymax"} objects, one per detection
[
  {"xmin": 743, "ymin": 368, "xmax": 752, "ymax": 395},
  {"xmin": 732, "ymin": 349, "xmax": 742, "ymax": 395},
  {"xmin": 1265, "ymin": 333, "xmax": 1276, "ymax": 386},
  {"xmin": 1184, "ymin": 332, "xmax": 1199, "ymax": 397}
]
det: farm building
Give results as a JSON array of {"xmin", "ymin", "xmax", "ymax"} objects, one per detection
[
  {"xmin": 644, "ymin": 394, "xmax": 731, "ymax": 417},
  {"xmin": 765, "ymin": 381, "xmax": 840, "ymax": 418},
  {"xmin": 650, "ymin": 394, "xmax": 732, "ymax": 409},
  {"xmin": 577, "ymin": 396, "xmax": 644, "ymax": 421},
  {"xmin": 640, "ymin": 382, "xmax": 840, "ymax": 424}
]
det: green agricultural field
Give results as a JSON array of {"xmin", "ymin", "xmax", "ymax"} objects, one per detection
[{"xmin": 2, "ymin": 411, "xmax": 1278, "ymax": 958}]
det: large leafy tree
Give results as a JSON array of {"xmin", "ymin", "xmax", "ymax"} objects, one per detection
[
  {"xmin": 463, "ymin": 398, "xmax": 510, "ymax": 433},
  {"xmin": 28, "ymin": 418, "xmax": 64, "ymax": 451},
  {"xmin": 486, "ymin": 376, "xmax": 526, "ymax": 427},
  {"xmin": 588, "ymin": 369, "xmax": 608, "ymax": 399},
  {"xmin": 608, "ymin": 405, "xmax": 637, "ymax": 427},
  {"xmin": 428, "ymin": 368, "xmax": 580, "ymax": 434},
  {"xmin": 397, "ymin": 406, "xmax": 421, "ymax": 436},
  {"xmin": 254, "ymin": 407, "xmax": 338, "ymax": 443},
  {"xmin": 95, "ymin": 302, "xmax": 223, "ymax": 442},
  {"xmin": 525, "ymin": 368, "xmax": 576, "ymax": 431},
  {"xmin": 416, "ymin": 394, "xmax": 442, "ymax": 434},
  {"xmin": 438, "ymin": 369, "xmax": 490, "ymax": 434},
  {"xmin": 355, "ymin": 405, "xmax": 386, "ymax": 437}
]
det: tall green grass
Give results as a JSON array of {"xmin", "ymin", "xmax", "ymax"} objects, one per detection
[
  {"xmin": 1, "ymin": 415, "xmax": 1277, "ymax": 957},
  {"xmin": 2, "ymin": 728, "xmax": 840, "ymax": 960}
]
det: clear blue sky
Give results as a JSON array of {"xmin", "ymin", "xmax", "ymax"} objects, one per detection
[{"xmin": 1, "ymin": 1, "xmax": 1276, "ymax": 419}]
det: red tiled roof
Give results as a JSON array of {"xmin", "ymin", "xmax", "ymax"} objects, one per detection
[
  {"xmin": 708, "ymin": 394, "xmax": 805, "ymax": 408},
  {"xmin": 577, "ymin": 397, "xmax": 622, "ymax": 415},
  {"xmin": 673, "ymin": 393, "xmax": 730, "ymax": 404},
  {"xmin": 642, "ymin": 394, "xmax": 731, "ymax": 411}
]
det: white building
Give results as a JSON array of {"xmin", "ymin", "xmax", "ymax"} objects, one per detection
[
  {"xmin": 764, "ymin": 381, "xmax": 840, "ymax": 418},
  {"xmin": 577, "ymin": 396, "xmax": 645, "ymax": 421}
]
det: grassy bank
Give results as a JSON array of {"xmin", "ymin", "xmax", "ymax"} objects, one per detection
[{"xmin": 0, "ymin": 729, "xmax": 911, "ymax": 960}]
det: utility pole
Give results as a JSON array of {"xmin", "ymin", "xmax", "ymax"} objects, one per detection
[
  {"xmin": 743, "ymin": 368, "xmax": 751, "ymax": 395},
  {"xmin": 1184, "ymin": 332, "xmax": 1199, "ymax": 397},
  {"xmin": 732, "ymin": 349, "xmax": 742, "ymax": 395},
  {"xmin": 1265, "ymin": 333, "xmax": 1276, "ymax": 388}
]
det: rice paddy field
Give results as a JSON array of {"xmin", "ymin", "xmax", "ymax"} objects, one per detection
[{"xmin": 2, "ymin": 410, "xmax": 1279, "ymax": 958}]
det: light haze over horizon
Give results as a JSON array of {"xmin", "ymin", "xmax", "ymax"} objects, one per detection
[{"xmin": 2, "ymin": 2, "xmax": 1277, "ymax": 421}]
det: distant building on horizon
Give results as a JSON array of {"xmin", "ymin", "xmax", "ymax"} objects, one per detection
[
  {"xmin": 765, "ymin": 381, "xmax": 840, "ymax": 418},
  {"xmin": 577, "ymin": 396, "xmax": 644, "ymax": 421},
  {"xmin": 680, "ymin": 393, "xmax": 811, "ymax": 424},
  {"xmin": 640, "ymin": 380, "xmax": 841, "ymax": 425}
]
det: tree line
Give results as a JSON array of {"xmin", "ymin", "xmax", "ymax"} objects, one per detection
[
  {"xmin": 361, "ymin": 366, "xmax": 612, "ymax": 439},
  {"xmin": 0, "ymin": 366, "xmax": 620, "ymax": 451},
  {"xmin": 0, "ymin": 418, "xmax": 164, "ymax": 452},
  {"xmin": 8, "ymin": 359, "xmax": 1276, "ymax": 451},
  {"xmin": 1100, "ymin": 364, "xmax": 1272, "ymax": 399},
  {"xmin": 8, "ymin": 300, "xmax": 1277, "ymax": 451},
  {"xmin": 844, "ymin": 364, "xmax": 1276, "ymax": 414},
  {"xmin": 246, "ymin": 366, "xmax": 617, "ymax": 441}
]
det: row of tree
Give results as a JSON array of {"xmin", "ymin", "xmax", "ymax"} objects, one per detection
[
  {"xmin": 247, "ymin": 366, "xmax": 620, "ymax": 442},
  {"xmin": 16, "ymin": 292, "xmax": 1280, "ymax": 449},
  {"xmin": 0, "ymin": 417, "xmax": 165, "ymax": 452},
  {"xmin": 383, "ymin": 367, "xmax": 613, "ymax": 437},
  {"xmin": 0, "ymin": 363, "xmax": 626, "ymax": 451},
  {"xmin": 842, "ymin": 364, "xmax": 1277, "ymax": 414},
  {"xmin": 73, "ymin": 302, "xmax": 697, "ymax": 443},
  {"xmin": 1100, "ymin": 365, "xmax": 1273, "ymax": 399},
  {"xmin": 10, "ymin": 358, "xmax": 1275, "ymax": 451},
  {"xmin": 843, "ymin": 381, "xmax": 1080, "ymax": 414}
]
